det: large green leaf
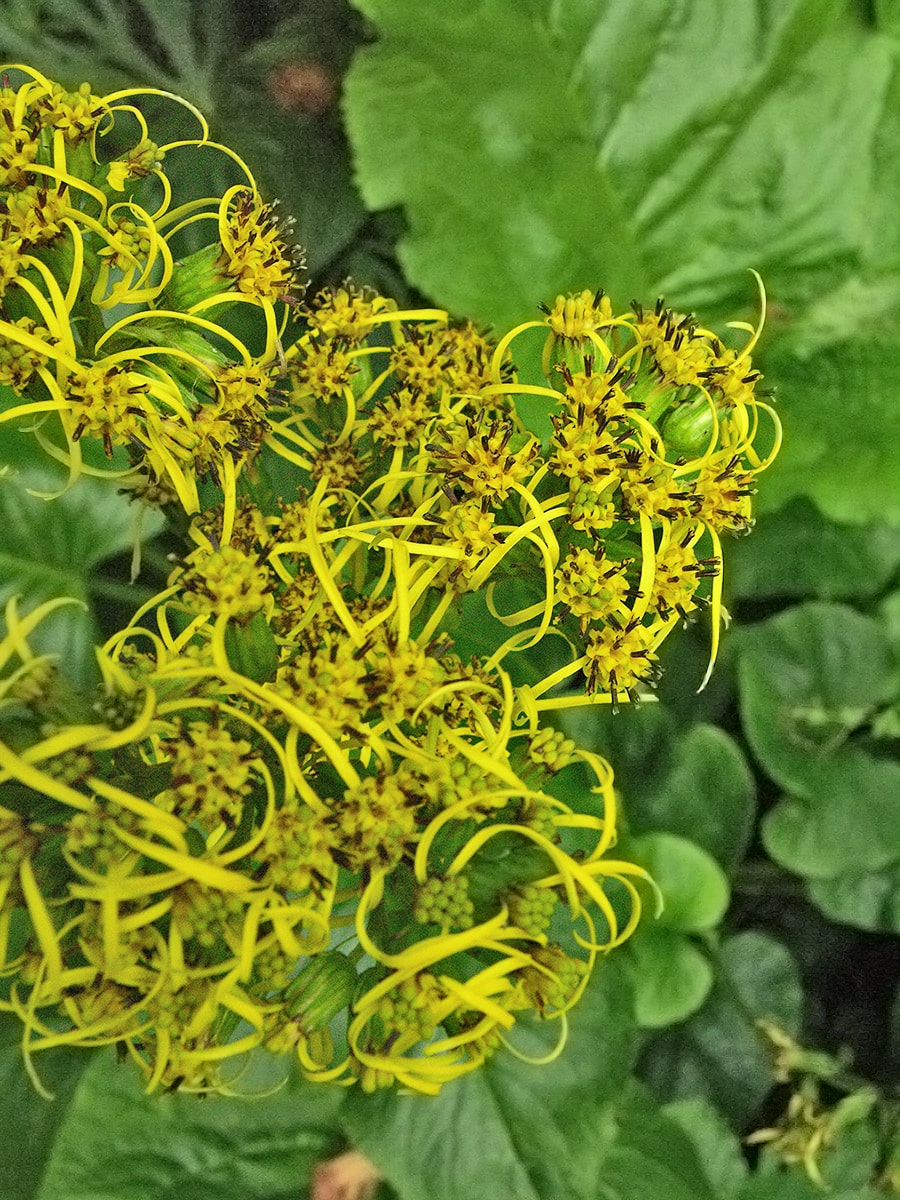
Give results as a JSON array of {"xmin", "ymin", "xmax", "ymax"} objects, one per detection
[
  {"xmin": 625, "ymin": 927, "xmax": 714, "ymax": 1030},
  {"xmin": 631, "ymin": 834, "xmax": 729, "ymax": 934},
  {"xmin": 639, "ymin": 932, "xmax": 803, "ymax": 1127},
  {"xmin": 341, "ymin": 960, "xmax": 636, "ymax": 1200},
  {"xmin": 737, "ymin": 602, "xmax": 898, "ymax": 793},
  {"xmin": 0, "ymin": 0, "xmax": 234, "ymax": 111},
  {"xmin": 344, "ymin": 0, "xmax": 898, "ymax": 327},
  {"xmin": 761, "ymin": 751, "xmax": 900, "ymax": 881},
  {"xmin": 738, "ymin": 602, "xmax": 900, "ymax": 928},
  {"xmin": 754, "ymin": 339, "xmax": 900, "ymax": 525},
  {"xmin": 562, "ymin": 707, "xmax": 755, "ymax": 872},
  {"xmin": 593, "ymin": 1083, "xmax": 720, "ymax": 1200},
  {"xmin": 31, "ymin": 1050, "xmax": 345, "ymax": 1200},
  {"xmin": 622, "ymin": 834, "xmax": 728, "ymax": 1027},
  {"xmin": 663, "ymin": 1097, "xmax": 749, "ymax": 1198},
  {"xmin": 730, "ymin": 499, "xmax": 900, "ymax": 603},
  {"xmin": 0, "ymin": 1016, "xmax": 91, "ymax": 1200},
  {"xmin": 344, "ymin": 0, "xmax": 900, "ymax": 528},
  {"xmin": 880, "ymin": 587, "xmax": 900, "ymax": 650},
  {"xmin": 808, "ymin": 864, "xmax": 900, "ymax": 933},
  {"xmin": 737, "ymin": 1177, "xmax": 832, "ymax": 1200}
]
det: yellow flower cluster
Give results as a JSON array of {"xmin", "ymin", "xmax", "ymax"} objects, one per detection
[
  {"xmin": 0, "ymin": 584, "xmax": 646, "ymax": 1095},
  {"xmin": 0, "ymin": 69, "xmax": 780, "ymax": 1097},
  {"xmin": 267, "ymin": 279, "xmax": 780, "ymax": 706},
  {"xmin": 0, "ymin": 64, "xmax": 300, "ymax": 512}
]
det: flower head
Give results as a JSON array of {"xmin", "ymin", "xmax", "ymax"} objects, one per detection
[
  {"xmin": 0, "ymin": 537, "xmax": 651, "ymax": 1095},
  {"xmin": 0, "ymin": 64, "xmax": 302, "ymax": 515},
  {"xmin": 0, "ymin": 69, "xmax": 779, "ymax": 1100}
]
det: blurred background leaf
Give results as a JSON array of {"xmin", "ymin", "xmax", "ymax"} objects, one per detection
[
  {"xmin": 753, "ymin": 339, "xmax": 900, "ymax": 524},
  {"xmin": 25, "ymin": 1046, "xmax": 345, "ymax": 1200},
  {"xmin": 639, "ymin": 932, "xmax": 803, "ymax": 1127},
  {"xmin": 0, "ymin": 1015, "xmax": 91, "ymax": 1200}
]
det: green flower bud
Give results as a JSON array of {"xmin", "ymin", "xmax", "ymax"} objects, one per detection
[
  {"xmin": 114, "ymin": 318, "xmax": 227, "ymax": 380},
  {"xmin": 223, "ymin": 610, "xmax": 279, "ymax": 680},
  {"xmin": 661, "ymin": 395, "xmax": 715, "ymax": 458},
  {"xmin": 164, "ymin": 243, "xmax": 232, "ymax": 312},
  {"xmin": 285, "ymin": 951, "xmax": 357, "ymax": 1032}
]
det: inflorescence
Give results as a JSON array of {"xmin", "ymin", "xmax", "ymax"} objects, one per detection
[
  {"xmin": 0, "ymin": 64, "xmax": 299, "ymax": 512},
  {"xmin": 0, "ymin": 67, "xmax": 780, "ymax": 1096}
]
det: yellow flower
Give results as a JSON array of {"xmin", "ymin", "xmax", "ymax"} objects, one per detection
[
  {"xmin": 0, "ymin": 69, "xmax": 780, "ymax": 1096},
  {"xmin": 0, "ymin": 64, "xmax": 301, "ymax": 516},
  {"xmin": 0, "ymin": 517, "xmax": 653, "ymax": 1094}
]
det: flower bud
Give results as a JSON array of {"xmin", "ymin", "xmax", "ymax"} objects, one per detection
[
  {"xmin": 164, "ymin": 243, "xmax": 232, "ymax": 313},
  {"xmin": 285, "ymin": 951, "xmax": 357, "ymax": 1033},
  {"xmin": 662, "ymin": 395, "xmax": 715, "ymax": 458},
  {"xmin": 223, "ymin": 611, "xmax": 279, "ymax": 681}
]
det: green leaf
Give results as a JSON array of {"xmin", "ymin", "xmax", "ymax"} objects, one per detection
[
  {"xmin": 808, "ymin": 863, "xmax": 900, "ymax": 933},
  {"xmin": 561, "ymin": 708, "xmax": 755, "ymax": 871},
  {"xmin": 737, "ymin": 1175, "xmax": 823, "ymax": 1200},
  {"xmin": 0, "ymin": 1016, "xmax": 91, "ymax": 1200},
  {"xmin": 344, "ymin": 0, "xmax": 897, "ymax": 329},
  {"xmin": 742, "ymin": 1184, "xmax": 882, "ymax": 1200},
  {"xmin": 621, "ymin": 835, "xmax": 727, "ymax": 1027},
  {"xmin": 626, "ymin": 927, "xmax": 713, "ymax": 1029},
  {"xmin": 345, "ymin": 0, "xmax": 649, "ymax": 327},
  {"xmin": 737, "ymin": 602, "xmax": 898, "ymax": 793},
  {"xmin": 663, "ymin": 1097, "xmax": 749, "ymax": 1198},
  {"xmin": 729, "ymin": 499, "xmax": 900, "ymax": 603},
  {"xmin": 738, "ymin": 1167, "xmax": 882, "ymax": 1200},
  {"xmin": 594, "ymin": 1083, "xmax": 720, "ymax": 1200},
  {"xmin": 875, "ymin": 0, "xmax": 900, "ymax": 36},
  {"xmin": 630, "ymin": 833, "xmax": 730, "ymax": 933},
  {"xmin": 341, "ymin": 960, "xmax": 635, "ymax": 1200},
  {"xmin": 639, "ymin": 932, "xmax": 803, "ymax": 1127},
  {"xmin": 0, "ymin": 0, "xmax": 233, "ymax": 112},
  {"xmin": 761, "ymin": 750, "xmax": 900, "ymax": 880},
  {"xmin": 755, "ymin": 339, "xmax": 900, "ymax": 526},
  {"xmin": 633, "ymin": 727, "xmax": 755, "ymax": 872},
  {"xmin": 33, "ymin": 1050, "xmax": 345, "ymax": 1200},
  {"xmin": 0, "ymin": 426, "xmax": 162, "ymax": 689},
  {"xmin": 879, "ymin": 587, "xmax": 900, "ymax": 650},
  {"xmin": 738, "ymin": 601, "xmax": 900, "ymax": 910}
]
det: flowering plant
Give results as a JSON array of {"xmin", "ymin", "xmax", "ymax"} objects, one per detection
[{"xmin": 0, "ymin": 65, "xmax": 779, "ymax": 1100}]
